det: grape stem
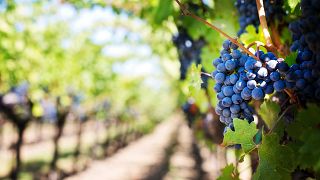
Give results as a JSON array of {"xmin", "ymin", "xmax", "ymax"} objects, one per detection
[
  {"xmin": 174, "ymin": 0, "xmax": 259, "ymax": 61},
  {"xmin": 246, "ymin": 41, "xmax": 265, "ymax": 49},
  {"xmin": 255, "ymin": 0, "xmax": 277, "ymax": 55},
  {"xmin": 201, "ymin": 72, "xmax": 212, "ymax": 78},
  {"xmin": 270, "ymin": 22, "xmax": 289, "ymax": 57},
  {"xmin": 269, "ymin": 104, "xmax": 295, "ymax": 133}
]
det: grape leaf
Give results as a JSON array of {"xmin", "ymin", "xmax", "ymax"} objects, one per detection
[
  {"xmin": 253, "ymin": 134, "xmax": 295, "ymax": 180},
  {"xmin": 222, "ymin": 119, "xmax": 258, "ymax": 153},
  {"xmin": 284, "ymin": 51, "xmax": 298, "ymax": 66},
  {"xmin": 200, "ymin": 46, "xmax": 218, "ymax": 73},
  {"xmin": 287, "ymin": 0, "xmax": 300, "ymax": 12},
  {"xmin": 217, "ymin": 164, "xmax": 239, "ymax": 180},
  {"xmin": 239, "ymin": 25, "xmax": 265, "ymax": 45},
  {"xmin": 186, "ymin": 64, "xmax": 209, "ymax": 113},
  {"xmin": 188, "ymin": 64, "xmax": 203, "ymax": 91},
  {"xmin": 153, "ymin": 0, "xmax": 173, "ymax": 24},
  {"xmin": 208, "ymin": 78, "xmax": 218, "ymax": 108},
  {"xmin": 286, "ymin": 104, "xmax": 320, "ymax": 172},
  {"xmin": 258, "ymin": 100, "xmax": 280, "ymax": 129}
]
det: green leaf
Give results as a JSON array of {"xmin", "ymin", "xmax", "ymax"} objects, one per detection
[
  {"xmin": 253, "ymin": 134, "xmax": 295, "ymax": 180},
  {"xmin": 208, "ymin": 78, "xmax": 218, "ymax": 107},
  {"xmin": 288, "ymin": 0, "xmax": 300, "ymax": 12},
  {"xmin": 284, "ymin": 51, "xmax": 298, "ymax": 66},
  {"xmin": 217, "ymin": 164, "xmax": 239, "ymax": 180},
  {"xmin": 286, "ymin": 104, "xmax": 320, "ymax": 172},
  {"xmin": 239, "ymin": 25, "xmax": 265, "ymax": 45},
  {"xmin": 222, "ymin": 119, "xmax": 258, "ymax": 153},
  {"xmin": 153, "ymin": 0, "xmax": 173, "ymax": 24},
  {"xmin": 259, "ymin": 100, "xmax": 280, "ymax": 129},
  {"xmin": 287, "ymin": 104, "xmax": 320, "ymax": 140},
  {"xmin": 188, "ymin": 64, "xmax": 203, "ymax": 91},
  {"xmin": 200, "ymin": 46, "xmax": 218, "ymax": 73}
]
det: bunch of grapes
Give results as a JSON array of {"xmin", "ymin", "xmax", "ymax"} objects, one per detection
[
  {"xmin": 172, "ymin": 27, "xmax": 206, "ymax": 80},
  {"xmin": 287, "ymin": 0, "xmax": 320, "ymax": 101},
  {"xmin": 212, "ymin": 40, "xmax": 289, "ymax": 132},
  {"xmin": 182, "ymin": 99, "xmax": 199, "ymax": 127},
  {"xmin": 235, "ymin": 0, "xmax": 285, "ymax": 36}
]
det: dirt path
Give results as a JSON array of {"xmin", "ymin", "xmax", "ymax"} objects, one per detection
[
  {"xmin": 163, "ymin": 123, "xmax": 202, "ymax": 180},
  {"xmin": 66, "ymin": 115, "xmax": 182, "ymax": 180}
]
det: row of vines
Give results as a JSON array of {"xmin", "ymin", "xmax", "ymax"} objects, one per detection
[{"xmin": 0, "ymin": 1, "xmax": 176, "ymax": 179}]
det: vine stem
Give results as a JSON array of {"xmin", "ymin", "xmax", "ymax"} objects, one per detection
[
  {"xmin": 270, "ymin": 22, "xmax": 289, "ymax": 57},
  {"xmin": 268, "ymin": 104, "xmax": 295, "ymax": 133},
  {"xmin": 255, "ymin": 0, "xmax": 277, "ymax": 55},
  {"xmin": 201, "ymin": 72, "xmax": 212, "ymax": 78},
  {"xmin": 174, "ymin": 0, "xmax": 259, "ymax": 61}
]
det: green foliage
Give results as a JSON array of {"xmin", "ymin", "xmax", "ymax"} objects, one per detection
[
  {"xmin": 200, "ymin": 46, "xmax": 218, "ymax": 73},
  {"xmin": 185, "ymin": 64, "xmax": 209, "ymax": 113},
  {"xmin": 188, "ymin": 64, "xmax": 203, "ymax": 92},
  {"xmin": 253, "ymin": 134, "xmax": 295, "ymax": 180},
  {"xmin": 239, "ymin": 26, "xmax": 265, "ymax": 45},
  {"xmin": 217, "ymin": 164, "xmax": 239, "ymax": 180},
  {"xmin": 259, "ymin": 100, "xmax": 280, "ymax": 129},
  {"xmin": 207, "ymin": 78, "xmax": 218, "ymax": 108},
  {"xmin": 287, "ymin": 0, "xmax": 301, "ymax": 12},
  {"xmin": 153, "ymin": 0, "xmax": 173, "ymax": 25},
  {"xmin": 285, "ymin": 51, "xmax": 298, "ymax": 66},
  {"xmin": 222, "ymin": 119, "xmax": 258, "ymax": 153},
  {"xmin": 287, "ymin": 104, "xmax": 320, "ymax": 173}
]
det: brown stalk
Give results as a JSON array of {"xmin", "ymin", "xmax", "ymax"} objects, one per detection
[{"xmin": 255, "ymin": 0, "xmax": 277, "ymax": 55}]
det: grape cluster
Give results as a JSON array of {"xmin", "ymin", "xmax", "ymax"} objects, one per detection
[
  {"xmin": 182, "ymin": 99, "xmax": 199, "ymax": 127},
  {"xmin": 212, "ymin": 40, "xmax": 289, "ymax": 132},
  {"xmin": 172, "ymin": 27, "xmax": 206, "ymax": 80},
  {"xmin": 235, "ymin": 0, "xmax": 285, "ymax": 36},
  {"xmin": 287, "ymin": 0, "xmax": 320, "ymax": 101}
]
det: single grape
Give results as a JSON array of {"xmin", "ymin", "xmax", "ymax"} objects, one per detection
[
  {"xmin": 264, "ymin": 84, "xmax": 274, "ymax": 94},
  {"xmin": 247, "ymin": 80, "xmax": 257, "ymax": 89},
  {"xmin": 231, "ymin": 113, "xmax": 240, "ymax": 118},
  {"xmin": 222, "ymin": 54, "xmax": 232, "ymax": 61},
  {"xmin": 294, "ymin": 70, "xmax": 303, "ymax": 79},
  {"xmin": 222, "ymin": 40, "xmax": 231, "ymax": 50},
  {"xmin": 257, "ymin": 67, "xmax": 268, "ymax": 78},
  {"xmin": 277, "ymin": 62, "xmax": 289, "ymax": 72},
  {"xmin": 222, "ymin": 108, "xmax": 231, "ymax": 117},
  {"xmin": 245, "ymin": 58, "xmax": 256, "ymax": 70},
  {"xmin": 252, "ymin": 87, "xmax": 265, "ymax": 100},
  {"xmin": 233, "ymin": 85, "xmax": 241, "ymax": 94},
  {"xmin": 225, "ymin": 60, "xmax": 237, "ymax": 71},
  {"xmin": 213, "ymin": 58, "xmax": 223, "ymax": 67},
  {"xmin": 229, "ymin": 74, "xmax": 239, "ymax": 84},
  {"xmin": 235, "ymin": 80, "xmax": 246, "ymax": 90},
  {"xmin": 273, "ymin": 80, "xmax": 286, "ymax": 91},
  {"xmin": 296, "ymin": 79, "xmax": 307, "ymax": 89},
  {"xmin": 270, "ymin": 71, "xmax": 281, "ymax": 81},
  {"xmin": 246, "ymin": 70, "xmax": 257, "ymax": 80},
  {"xmin": 217, "ymin": 92, "xmax": 225, "ymax": 100},
  {"xmin": 222, "ymin": 86, "xmax": 234, "ymax": 96},
  {"xmin": 266, "ymin": 60, "xmax": 278, "ymax": 71},
  {"xmin": 222, "ymin": 97, "xmax": 233, "ymax": 107},
  {"xmin": 232, "ymin": 50, "xmax": 242, "ymax": 59},
  {"xmin": 230, "ymin": 104, "xmax": 241, "ymax": 113},
  {"xmin": 232, "ymin": 94, "xmax": 243, "ymax": 104},
  {"xmin": 214, "ymin": 83, "xmax": 222, "ymax": 92},
  {"xmin": 215, "ymin": 73, "xmax": 225, "ymax": 84},
  {"xmin": 217, "ymin": 63, "xmax": 226, "ymax": 72}
]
